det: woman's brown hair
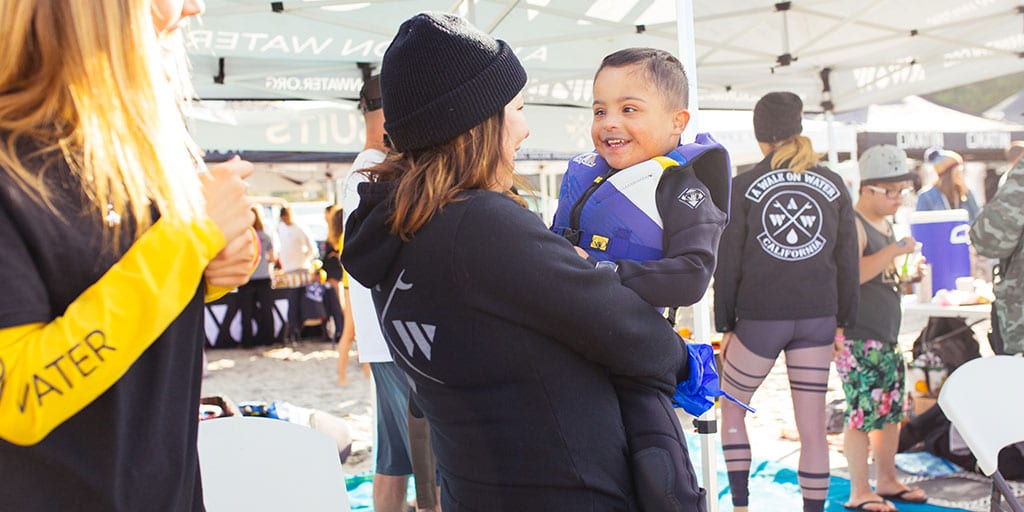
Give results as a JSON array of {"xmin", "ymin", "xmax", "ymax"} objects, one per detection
[
  {"xmin": 937, "ymin": 165, "xmax": 969, "ymax": 207},
  {"xmin": 370, "ymin": 111, "xmax": 526, "ymax": 240}
]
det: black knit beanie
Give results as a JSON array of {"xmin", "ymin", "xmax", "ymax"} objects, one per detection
[
  {"xmin": 753, "ymin": 91, "xmax": 803, "ymax": 143},
  {"xmin": 380, "ymin": 12, "xmax": 527, "ymax": 152}
]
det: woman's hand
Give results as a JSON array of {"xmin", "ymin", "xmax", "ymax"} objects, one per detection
[
  {"xmin": 832, "ymin": 328, "xmax": 846, "ymax": 361},
  {"xmin": 201, "ymin": 156, "xmax": 254, "ymax": 243},
  {"xmin": 205, "ymin": 228, "xmax": 259, "ymax": 288}
]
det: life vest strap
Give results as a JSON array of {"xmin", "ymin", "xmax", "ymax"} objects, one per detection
[
  {"xmin": 574, "ymin": 229, "xmax": 662, "ymax": 262},
  {"xmin": 561, "ymin": 227, "xmax": 582, "ymax": 246}
]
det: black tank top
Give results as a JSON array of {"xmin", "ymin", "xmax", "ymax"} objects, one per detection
[{"xmin": 845, "ymin": 213, "xmax": 901, "ymax": 343}]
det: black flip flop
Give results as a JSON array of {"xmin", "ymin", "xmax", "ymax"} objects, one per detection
[
  {"xmin": 844, "ymin": 500, "xmax": 896, "ymax": 511},
  {"xmin": 878, "ymin": 488, "xmax": 928, "ymax": 504}
]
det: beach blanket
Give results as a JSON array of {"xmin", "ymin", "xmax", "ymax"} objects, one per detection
[{"xmin": 343, "ymin": 428, "xmax": 1023, "ymax": 511}]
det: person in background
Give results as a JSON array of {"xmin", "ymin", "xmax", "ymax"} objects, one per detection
[
  {"xmin": 971, "ymin": 143, "xmax": 1024, "ymax": 356},
  {"xmin": 998, "ymin": 141, "xmax": 1024, "ymax": 190},
  {"xmin": 714, "ymin": 91, "xmax": 859, "ymax": 512},
  {"xmin": 344, "ymin": 12, "xmax": 687, "ymax": 510},
  {"xmin": 0, "ymin": 0, "xmax": 257, "ymax": 509},
  {"xmin": 343, "ymin": 74, "xmax": 434, "ymax": 511},
  {"xmin": 277, "ymin": 206, "xmax": 317, "ymax": 340},
  {"xmin": 324, "ymin": 205, "xmax": 363, "ymax": 384},
  {"xmin": 838, "ymin": 145, "xmax": 927, "ymax": 512},
  {"xmin": 238, "ymin": 206, "xmax": 278, "ymax": 347},
  {"xmin": 277, "ymin": 206, "xmax": 317, "ymax": 273},
  {"xmin": 321, "ymin": 205, "xmax": 348, "ymax": 342},
  {"xmin": 916, "ymin": 148, "xmax": 979, "ymax": 222}
]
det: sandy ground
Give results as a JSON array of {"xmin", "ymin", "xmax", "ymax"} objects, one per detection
[{"xmin": 199, "ymin": 304, "xmax": 993, "ymax": 499}]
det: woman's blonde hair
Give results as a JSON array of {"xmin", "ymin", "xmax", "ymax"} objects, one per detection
[
  {"xmin": 0, "ymin": 0, "xmax": 204, "ymax": 248},
  {"xmin": 764, "ymin": 135, "xmax": 822, "ymax": 173},
  {"xmin": 370, "ymin": 111, "xmax": 526, "ymax": 240}
]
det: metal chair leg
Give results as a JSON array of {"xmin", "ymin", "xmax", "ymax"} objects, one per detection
[
  {"xmin": 993, "ymin": 480, "xmax": 1003, "ymax": 512},
  {"xmin": 993, "ymin": 471, "xmax": 1024, "ymax": 512}
]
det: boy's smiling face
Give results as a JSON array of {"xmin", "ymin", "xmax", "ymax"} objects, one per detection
[{"xmin": 591, "ymin": 63, "xmax": 690, "ymax": 170}]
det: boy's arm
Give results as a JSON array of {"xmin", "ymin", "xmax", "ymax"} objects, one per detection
[{"xmin": 616, "ymin": 169, "xmax": 727, "ymax": 307}]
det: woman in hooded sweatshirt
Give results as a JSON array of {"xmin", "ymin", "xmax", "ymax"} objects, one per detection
[
  {"xmin": 713, "ymin": 92, "xmax": 860, "ymax": 512},
  {"xmin": 342, "ymin": 12, "xmax": 691, "ymax": 511},
  {"xmin": 0, "ymin": 0, "xmax": 256, "ymax": 509}
]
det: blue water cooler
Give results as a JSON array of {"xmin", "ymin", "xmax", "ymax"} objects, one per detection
[{"xmin": 909, "ymin": 209, "xmax": 971, "ymax": 295}]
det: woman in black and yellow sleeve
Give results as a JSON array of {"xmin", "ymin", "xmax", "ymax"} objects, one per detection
[{"xmin": 0, "ymin": 1, "xmax": 257, "ymax": 510}]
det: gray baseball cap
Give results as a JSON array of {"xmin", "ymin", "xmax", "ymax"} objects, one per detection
[{"xmin": 859, "ymin": 144, "xmax": 912, "ymax": 184}]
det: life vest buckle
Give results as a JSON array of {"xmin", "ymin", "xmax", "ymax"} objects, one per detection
[{"xmin": 562, "ymin": 228, "xmax": 582, "ymax": 245}]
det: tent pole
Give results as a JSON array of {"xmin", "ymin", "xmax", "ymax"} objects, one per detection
[
  {"xmin": 677, "ymin": 1, "xmax": 719, "ymax": 511},
  {"xmin": 826, "ymin": 110, "xmax": 839, "ymax": 168},
  {"xmin": 678, "ymin": 1, "xmax": 700, "ymax": 139},
  {"xmin": 820, "ymin": 68, "xmax": 839, "ymax": 169}
]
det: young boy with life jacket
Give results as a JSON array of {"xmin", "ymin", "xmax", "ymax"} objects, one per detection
[{"xmin": 551, "ymin": 47, "xmax": 732, "ymax": 512}]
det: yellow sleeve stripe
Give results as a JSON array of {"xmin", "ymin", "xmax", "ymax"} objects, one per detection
[
  {"xmin": 203, "ymin": 283, "xmax": 235, "ymax": 303},
  {"xmin": 0, "ymin": 216, "xmax": 225, "ymax": 445}
]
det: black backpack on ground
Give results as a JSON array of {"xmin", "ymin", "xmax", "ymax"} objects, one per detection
[
  {"xmin": 911, "ymin": 316, "xmax": 983, "ymax": 372},
  {"xmin": 899, "ymin": 404, "xmax": 1024, "ymax": 480},
  {"xmin": 901, "ymin": 317, "xmax": 1024, "ymax": 478}
]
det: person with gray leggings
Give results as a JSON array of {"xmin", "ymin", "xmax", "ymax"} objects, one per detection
[{"xmin": 713, "ymin": 92, "xmax": 860, "ymax": 512}]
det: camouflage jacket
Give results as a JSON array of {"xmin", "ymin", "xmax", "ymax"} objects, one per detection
[{"xmin": 971, "ymin": 159, "xmax": 1024, "ymax": 354}]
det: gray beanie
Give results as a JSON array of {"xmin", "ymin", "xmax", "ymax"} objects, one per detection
[
  {"xmin": 380, "ymin": 12, "xmax": 527, "ymax": 152},
  {"xmin": 753, "ymin": 92, "xmax": 803, "ymax": 143},
  {"xmin": 859, "ymin": 144, "xmax": 912, "ymax": 184}
]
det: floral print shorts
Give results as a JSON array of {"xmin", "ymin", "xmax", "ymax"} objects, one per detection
[{"xmin": 835, "ymin": 338, "xmax": 906, "ymax": 432}]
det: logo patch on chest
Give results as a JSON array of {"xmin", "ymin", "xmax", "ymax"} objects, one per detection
[
  {"xmin": 572, "ymin": 152, "xmax": 598, "ymax": 167},
  {"xmin": 678, "ymin": 188, "xmax": 706, "ymax": 209},
  {"xmin": 757, "ymin": 190, "xmax": 826, "ymax": 261},
  {"xmin": 589, "ymin": 234, "xmax": 610, "ymax": 251}
]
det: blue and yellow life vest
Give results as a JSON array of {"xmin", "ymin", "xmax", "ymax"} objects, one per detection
[{"xmin": 551, "ymin": 132, "xmax": 731, "ymax": 262}]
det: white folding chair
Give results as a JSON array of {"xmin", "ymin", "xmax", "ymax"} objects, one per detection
[
  {"xmin": 938, "ymin": 355, "xmax": 1024, "ymax": 512},
  {"xmin": 198, "ymin": 416, "xmax": 351, "ymax": 512}
]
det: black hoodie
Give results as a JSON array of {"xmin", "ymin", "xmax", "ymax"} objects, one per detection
[
  {"xmin": 343, "ymin": 181, "xmax": 685, "ymax": 510},
  {"xmin": 713, "ymin": 156, "xmax": 859, "ymax": 332}
]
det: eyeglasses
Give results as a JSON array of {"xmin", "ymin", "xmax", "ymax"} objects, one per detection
[{"xmin": 865, "ymin": 185, "xmax": 911, "ymax": 199}]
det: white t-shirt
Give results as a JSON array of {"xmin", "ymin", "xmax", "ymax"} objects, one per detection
[
  {"xmin": 344, "ymin": 148, "xmax": 392, "ymax": 363},
  {"xmin": 276, "ymin": 222, "xmax": 316, "ymax": 272}
]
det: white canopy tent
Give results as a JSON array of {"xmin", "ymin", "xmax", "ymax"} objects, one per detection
[
  {"xmin": 187, "ymin": 0, "xmax": 1024, "ymax": 162},
  {"xmin": 190, "ymin": 99, "xmax": 857, "ymax": 165},
  {"xmin": 985, "ymin": 90, "xmax": 1024, "ymax": 125},
  {"xmin": 189, "ymin": 0, "xmax": 1024, "ymax": 112},
  {"xmin": 185, "ymin": 3, "xmax": 1024, "ymax": 509},
  {"xmin": 839, "ymin": 95, "xmax": 1024, "ymax": 160}
]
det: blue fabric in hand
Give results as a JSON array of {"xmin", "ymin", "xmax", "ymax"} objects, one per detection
[{"xmin": 672, "ymin": 343, "xmax": 755, "ymax": 416}]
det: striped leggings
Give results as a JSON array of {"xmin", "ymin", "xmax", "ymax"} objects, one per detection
[{"xmin": 720, "ymin": 317, "xmax": 835, "ymax": 512}]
